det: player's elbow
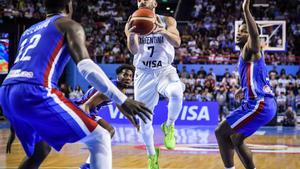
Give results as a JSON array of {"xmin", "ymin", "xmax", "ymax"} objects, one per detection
[
  {"xmin": 127, "ymin": 44, "xmax": 138, "ymax": 55},
  {"xmin": 173, "ymin": 39, "xmax": 181, "ymax": 48},
  {"xmin": 250, "ymin": 44, "xmax": 260, "ymax": 54}
]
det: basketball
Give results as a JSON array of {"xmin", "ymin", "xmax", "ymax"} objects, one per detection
[{"xmin": 130, "ymin": 8, "xmax": 156, "ymax": 35}]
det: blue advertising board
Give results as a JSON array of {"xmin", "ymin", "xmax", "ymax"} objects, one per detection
[{"xmin": 98, "ymin": 101, "xmax": 219, "ymax": 126}]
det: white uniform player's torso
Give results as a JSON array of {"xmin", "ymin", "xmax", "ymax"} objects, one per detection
[{"xmin": 133, "ymin": 15, "xmax": 175, "ymax": 70}]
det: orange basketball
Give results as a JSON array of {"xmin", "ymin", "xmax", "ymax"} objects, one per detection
[{"xmin": 130, "ymin": 8, "xmax": 156, "ymax": 35}]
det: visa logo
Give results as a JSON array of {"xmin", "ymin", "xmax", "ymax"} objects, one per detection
[
  {"xmin": 180, "ymin": 106, "xmax": 210, "ymax": 121},
  {"xmin": 107, "ymin": 105, "xmax": 126, "ymax": 119},
  {"xmin": 104, "ymin": 104, "xmax": 211, "ymax": 122}
]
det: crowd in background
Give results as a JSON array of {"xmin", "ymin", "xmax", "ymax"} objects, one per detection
[
  {"xmin": 0, "ymin": 0, "xmax": 299, "ymax": 65},
  {"xmin": 186, "ymin": 0, "xmax": 300, "ymax": 64},
  {"xmin": 178, "ymin": 65, "xmax": 300, "ymax": 121},
  {"xmin": 57, "ymin": 65, "xmax": 300, "ymax": 123}
]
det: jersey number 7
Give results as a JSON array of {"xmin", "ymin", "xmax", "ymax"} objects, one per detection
[{"xmin": 148, "ymin": 46, "xmax": 154, "ymax": 58}]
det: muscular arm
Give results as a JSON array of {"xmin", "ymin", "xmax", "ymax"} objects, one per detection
[
  {"xmin": 242, "ymin": 0, "xmax": 261, "ymax": 61},
  {"xmin": 55, "ymin": 18, "xmax": 89, "ymax": 63},
  {"xmin": 125, "ymin": 16, "xmax": 139, "ymax": 55},
  {"xmin": 81, "ymin": 92, "xmax": 110, "ymax": 113},
  {"xmin": 156, "ymin": 16, "xmax": 181, "ymax": 48},
  {"xmin": 83, "ymin": 90, "xmax": 140, "ymax": 129},
  {"xmin": 55, "ymin": 18, "xmax": 127, "ymax": 105}
]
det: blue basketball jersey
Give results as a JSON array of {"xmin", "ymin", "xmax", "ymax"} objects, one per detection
[
  {"xmin": 3, "ymin": 15, "xmax": 69, "ymax": 88},
  {"xmin": 238, "ymin": 52, "xmax": 274, "ymax": 99}
]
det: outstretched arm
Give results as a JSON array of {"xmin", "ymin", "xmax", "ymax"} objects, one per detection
[
  {"xmin": 55, "ymin": 18, "xmax": 127, "ymax": 105},
  {"xmin": 242, "ymin": 0, "xmax": 261, "ymax": 59},
  {"xmin": 81, "ymin": 89, "xmax": 140, "ymax": 129},
  {"xmin": 55, "ymin": 18, "xmax": 152, "ymax": 122}
]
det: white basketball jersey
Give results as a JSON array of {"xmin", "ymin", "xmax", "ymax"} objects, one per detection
[{"xmin": 133, "ymin": 15, "xmax": 175, "ymax": 70}]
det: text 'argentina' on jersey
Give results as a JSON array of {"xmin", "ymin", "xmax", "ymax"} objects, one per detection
[{"xmin": 139, "ymin": 35, "xmax": 164, "ymax": 68}]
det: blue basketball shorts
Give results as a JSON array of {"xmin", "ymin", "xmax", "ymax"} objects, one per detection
[
  {"xmin": 0, "ymin": 84, "xmax": 98, "ymax": 156},
  {"xmin": 226, "ymin": 97, "xmax": 277, "ymax": 137}
]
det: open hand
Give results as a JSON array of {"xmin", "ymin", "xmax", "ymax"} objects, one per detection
[
  {"xmin": 152, "ymin": 15, "xmax": 166, "ymax": 34},
  {"xmin": 120, "ymin": 99, "xmax": 152, "ymax": 124}
]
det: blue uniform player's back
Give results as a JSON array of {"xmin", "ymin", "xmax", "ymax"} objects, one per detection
[
  {"xmin": 0, "ymin": 15, "xmax": 98, "ymax": 157},
  {"xmin": 3, "ymin": 15, "xmax": 70, "ymax": 88}
]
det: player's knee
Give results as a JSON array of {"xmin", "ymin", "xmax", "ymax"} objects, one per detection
[
  {"xmin": 41, "ymin": 144, "xmax": 51, "ymax": 158},
  {"xmin": 215, "ymin": 125, "xmax": 223, "ymax": 138},
  {"xmin": 140, "ymin": 122, "xmax": 153, "ymax": 134},
  {"xmin": 166, "ymin": 82, "xmax": 184, "ymax": 99},
  {"xmin": 169, "ymin": 89, "xmax": 183, "ymax": 100},
  {"xmin": 82, "ymin": 126, "xmax": 111, "ymax": 147},
  {"xmin": 108, "ymin": 127, "xmax": 115, "ymax": 138},
  {"xmin": 230, "ymin": 134, "xmax": 245, "ymax": 147}
]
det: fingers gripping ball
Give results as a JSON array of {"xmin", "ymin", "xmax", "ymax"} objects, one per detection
[{"xmin": 130, "ymin": 8, "xmax": 156, "ymax": 35}]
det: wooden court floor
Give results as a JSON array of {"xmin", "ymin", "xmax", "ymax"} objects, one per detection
[{"xmin": 1, "ymin": 124, "xmax": 300, "ymax": 169}]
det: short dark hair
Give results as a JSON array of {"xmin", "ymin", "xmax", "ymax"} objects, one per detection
[
  {"xmin": 44, "ymin": 0, "xmax": 70, "ymax": 12},
  {"xmin": 116, "ymin": 64, "xmax": 135, "ymax": 75}
]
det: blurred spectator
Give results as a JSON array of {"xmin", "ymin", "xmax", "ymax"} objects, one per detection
[
  {"xmin": 277, "ymin": 92, "xmax": 287, "ymax": 113},
  {"xmin": 232, "ymin": 67, "xmax": 239, "ymax": 78},
  {"xmin": 278, "ymin": 74, "xmax": 288, "ymax": 87},
  {"xmin": 286, "ymin": 90, "xmax": 295, "ymax": 107},
  {"xmin": 202, "ymin": 87, "xmax": 213, "ymax": 101},
  {"xmin": 295, "ymin": 92, "xmax": 300, "ymax": 113},
  {"xmin": 269, "ymin": 72, "xmax": 278, "ymax": 89},
  {"xmin": 216, "ymin": 84, "xmax": 228, "ymax": 121},
  {"xmin": 281, "ymin": 106, "xmax": 297, "ymax": 127},
  {"xmin": 204, "ymin": 74, "xmax": 216, "ymax": 92},
  {"xmin": 276, "ymin": 83, "xmax": 286, "ymax": 96}
]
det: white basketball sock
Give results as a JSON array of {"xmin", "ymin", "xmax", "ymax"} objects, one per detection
[
  {"xmin": 140, "ymin": 117, "xmax": 156, "ymax": 155},
  {"xmin": 165, "ymin": 82, "xmax": 184, "ymax": 126},
  {"xmin": 225, "ymin": 167, "xmax": 235, "ymax": 169},
  {"xmin": 85, "ymin": 155, "xmax": 90, "ymax": 164},
  {"xmin": 81, "ymin": 126, "xmax": 112, "ymax": 169}
]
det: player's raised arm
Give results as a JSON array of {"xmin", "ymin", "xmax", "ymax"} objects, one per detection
[
  {"xmin": 153, "ymin": 16, "xmax": 181, "ymax": 47},
  {"xmin": 125, "ymin": 16, "xmax": 139, "ymax": 55},
  {"xmin": 242, "ymin": 0, "xmax": 260, "ymax": 54}
]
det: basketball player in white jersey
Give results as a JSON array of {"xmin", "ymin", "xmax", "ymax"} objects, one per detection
[{"xmin": 125, "ymin": 0, "xmax": 184, "ymax": 168}]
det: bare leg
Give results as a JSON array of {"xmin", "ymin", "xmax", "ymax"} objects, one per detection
[
  {"xmin": 6, "ymin": 126, "xmax": 16, "ymax": 154},
  {"xmin": 230, "ymin": 134, "xmax": 255, "ymax": 169},
  {"xmin": 19, "ymin": 141, "xmax": 51, "ymax": 169},
  {"xmin": 97, "ymin": 118, "xmax": 115, "ymax": 138},
  {"xmin": 215, "ymin": 120, "xmax": 235, "ymax": 168}
]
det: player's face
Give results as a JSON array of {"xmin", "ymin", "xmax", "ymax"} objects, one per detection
[
  {"xmin": 236, "ymin": 24, "xmax": 248, "ymax": 47},
  {"xmin": 137, "ymin": 0, "xmax": 157, "ymax": 9},
  {"xmin": 118, "ymin": 69, "xmax": 133, "ymax": 85}
]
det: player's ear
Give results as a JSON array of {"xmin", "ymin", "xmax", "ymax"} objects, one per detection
[
  {"xmin": 153, "ymin": 0, "xmax": 157, "ymax": 8},
  {"xmin": 65, "ymin": 4, "xmax": 70, "ymax": 14},
  {"xmin": 65, "ymin": 1, "xmax": 73, "ymax": 16}
]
